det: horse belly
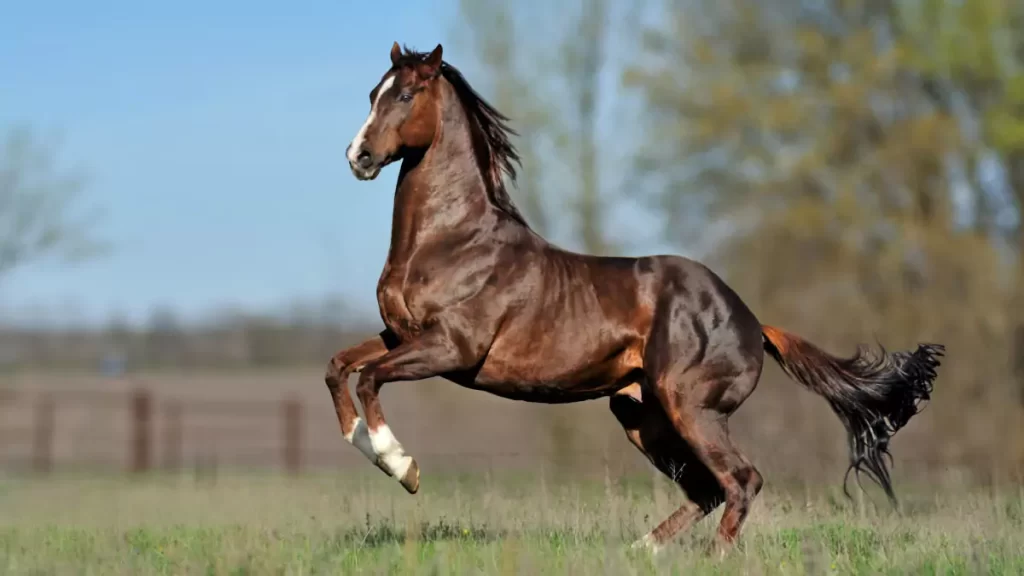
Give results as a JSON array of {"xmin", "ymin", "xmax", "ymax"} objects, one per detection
[{"xmin": 468, "ymin": 330, "xmax": 642, "ymax": 402}]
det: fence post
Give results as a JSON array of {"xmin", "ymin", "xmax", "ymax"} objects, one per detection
[
  {"xmin": 131, "ymin": 388, "xmax": 152, "ymax": 474},
  {"xmin": 282, "ymin": 396, "xmax": 302, "ymax": 476},
  {"xmin": 0, "ymin": 389, "xmax": 6, "ymax": 461},
  {"xmin": 162, "ymin": 400, "xmax": 182, "ymax": 473},
  {"xmin": 33, "ymin": 393, "xmax": 54, "ymax": 475}
]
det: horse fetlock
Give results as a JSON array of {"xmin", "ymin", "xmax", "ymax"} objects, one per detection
[
  {"xmin": 630, "ymin": 533, "xmax": 662, "ymax": 555},
  {"xmin": 369, "ymin": 424, "xmax": 414, "ymax": 481},
  {"xmin": 710, "ymin": 533, "xmax": 738, "ymax": 559},
  {"xmin": 343, "ymin": 417, "xmax": 377, "ymax": 463}
]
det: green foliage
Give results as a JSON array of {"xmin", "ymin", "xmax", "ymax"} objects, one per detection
[
  {"xmin": 452, "ymin": 0, "xmax": 558, "ymax": 239},
  {"xmin": 454, "ymin": 0, "xmax": 632, "ymax": 256},
  {"xmin": 986, "ymin": 74, "xmax": 1024, "ymax": 153},
  {"xmin": 449, "ymin": 0, "xmax": 1024, "ymax": 478},
  {"xmin": 623, "ymin": 0, "xmax": 1024, "ymax": 465}
]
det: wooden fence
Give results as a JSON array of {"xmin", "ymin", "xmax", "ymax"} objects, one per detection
[
  {"xmin": 0, "ymin": 380, "xmax": 1007, "ymax": 486},
  {"xmin": 0, "ymin": 385, "xmax": 327, "ymax": 476}
]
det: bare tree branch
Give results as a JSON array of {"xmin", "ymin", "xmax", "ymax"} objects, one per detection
[{"xmin": 0, "ymin": 126, "xmax": 105, "ymax": 281}]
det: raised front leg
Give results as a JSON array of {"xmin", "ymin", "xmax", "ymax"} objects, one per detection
[
  {"xmin": 354, "ymin": 328, "xmax": 479, "ymax": 494},
  {"xmin": 324, "ymin": 333, "xmax": 391, "ymax": 470}
]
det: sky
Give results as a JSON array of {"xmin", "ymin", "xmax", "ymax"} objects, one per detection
[{"xmin": 0, "ymin": 0, "xmax": 465, "ymax": 327}]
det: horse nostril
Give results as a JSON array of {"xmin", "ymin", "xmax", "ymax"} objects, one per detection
[{"xmin": 356, "ymin": 150, "xmax": 374, "ymax": 170}]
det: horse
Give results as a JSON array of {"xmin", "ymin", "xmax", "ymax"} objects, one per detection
[{"xmin": 326, "ymin": 42, "xmax": 945, "ymax": 554}]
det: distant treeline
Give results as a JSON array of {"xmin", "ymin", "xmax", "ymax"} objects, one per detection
[{"xmin": 0, "ymin": 308, "xmax": 379, "ymax": 371}]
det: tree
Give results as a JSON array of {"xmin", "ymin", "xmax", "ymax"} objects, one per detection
[
  {"xmin": 0, "ymin": 126, "xmax": 104, "ymax": 281},
  {"xmin": 453, "ymin": 0, "xmax": 633, "ymax": 256},
  {"xmin": 555, "ymin": 0, "xmax": 610, "ymax": 255},
  {"xmin": 900, "ymin": 0, "xmax": 1024, "ymax": 401},
  {"xmin": 869, "ymin": 0, "xmax": 1024, "ymax": 401},
  {"xmin": 453, "ymin": 0, "xmax": 557, "ymax": 238},
  {"xmin": 624, "ymin": 0, "xmax": 1021, "ymax": 473}
]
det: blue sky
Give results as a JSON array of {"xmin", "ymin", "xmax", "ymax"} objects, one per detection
[{"xmin": 1, "ymin": 0, "xmax": 466, "ymax": 326}]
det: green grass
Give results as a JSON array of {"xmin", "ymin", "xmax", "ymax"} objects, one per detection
[{"xmin": 0, "ymin": 470, "xmax": 1022, "ymax": 574}]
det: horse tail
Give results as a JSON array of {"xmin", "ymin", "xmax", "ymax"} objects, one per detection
[{"xmin": 760, "ymin": 325, "xmax": 944, "ymax": 507}]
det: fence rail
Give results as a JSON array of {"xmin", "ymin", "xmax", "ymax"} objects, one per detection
[
  {"xmin": 1, "ymin": 381, "xmax": 1016, "ymax": 487},
  {"xmin": 0, "ymin": 385, "xmax": 315, "ymax": 476}
]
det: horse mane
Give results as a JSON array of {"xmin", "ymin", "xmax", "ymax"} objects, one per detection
[{"xmin": 396, "ymin": 46, "xmax": 528, "ymax": 226}]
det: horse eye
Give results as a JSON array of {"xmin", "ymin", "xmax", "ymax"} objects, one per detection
[{"xmin": 398, "ymin": 92, "xmax": 414, "ymax": 103}]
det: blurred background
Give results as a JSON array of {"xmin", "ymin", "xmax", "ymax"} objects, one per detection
[{"xmin": 2, "ymin": 0, "xmax": 1022, "ymax": 494}]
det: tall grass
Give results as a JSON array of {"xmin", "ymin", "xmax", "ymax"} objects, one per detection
[{"xmin": 1, "ymin": 470, "xmax": 1021, "ymax": 574}]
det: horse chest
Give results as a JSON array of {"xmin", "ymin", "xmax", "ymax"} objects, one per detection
[
  {"xmin": 375, "ymin": 268, "xmax": 412, "ymax": 338},
  {"xmin": 375, "ymin": 258, "xmax": 441, "ymax": 338},
  {"xmin": 377, "ymin": 251, "xmax": 488, "ymax": 340}
]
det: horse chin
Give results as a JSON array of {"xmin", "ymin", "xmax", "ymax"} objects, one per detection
[
  {"xmin": 349, "ymin": 164, "xmax": 382, "ymax": 181},
  {"xmin": 349, "ymin": 154, "xmax": 400, "ymax": 181}
]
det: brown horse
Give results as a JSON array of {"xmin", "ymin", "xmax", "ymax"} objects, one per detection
[{"xmin": 327, "ymin": 42, "xmax": 945, "ymax": 553}]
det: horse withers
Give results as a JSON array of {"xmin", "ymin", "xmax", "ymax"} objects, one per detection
[{"xmin": 325, "ymin": 41, "xmax": 945, "ymax": 554}]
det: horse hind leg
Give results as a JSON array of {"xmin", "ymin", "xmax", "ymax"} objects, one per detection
[
  {"xmin": 609, "ymin": 384, "xmax": 726, "ymax": 553},
  {"xmin": 651, "ymin": 368, "xmax": 765, "ymax": 552},
  {"xmin": 684, "ymin": 410, "xmax": 763, "ymax": 550}
]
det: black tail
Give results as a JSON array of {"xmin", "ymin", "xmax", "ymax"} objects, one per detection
[{"xmin": 761, "ymin": 325, "xmax": 945, "ymax": 507}]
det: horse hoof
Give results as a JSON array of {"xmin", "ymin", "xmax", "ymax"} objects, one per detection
[
  {"xmin": 708, "ymin": 538, "xmax": 733, "ymax": 560},
  {"xmin": 399, "ymin": 459, "xmax": 420, "ymax": 494},
  {"xmin": 630, "ymin": 534, "xmax": 661, "ymax": 554}
]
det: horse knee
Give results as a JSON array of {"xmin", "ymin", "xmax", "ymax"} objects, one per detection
[
  {"xmin": 727, "ymin": 465, "xmax": 762, "ymax": 505},
  {"xmin": 747, "ymin": 467, "xmax": 764, "ymax": 497},
  {"xmin": 739, "ymin": 465, "xmax": 763, "ymax": 498},
  {"xmin": 327, "ymin": 355, "xmax": 367, "ymax": 392},
  {"xmin": 325, "ymin": 356, "xmax": 345, "ymax": 388}
]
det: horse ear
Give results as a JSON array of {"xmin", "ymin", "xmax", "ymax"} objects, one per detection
[
  {"xmin": 423, "ymin": 44, "xmax": 443, "ymax": 77},
  {"xmin": 390, "ymin": 41, "xmax": 402, "ymax": 66}
]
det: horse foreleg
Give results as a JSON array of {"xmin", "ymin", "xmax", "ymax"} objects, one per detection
[
  {"xmin": 324, "ymin": 334, "xmax": 390, "ymax": 468},
  {"xmin": 354, "ymin": 328, "xmax": 475, "ymax": 494}
]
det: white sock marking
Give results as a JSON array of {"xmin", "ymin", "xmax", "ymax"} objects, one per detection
[
  {"xmin": 343, "ymin": 418, "xmax": 376, "ymax": 462},
  {"xmin": 369, "ymin": 424, "xmax": 413, "ymax": 480},
  {"xmin": 631, "ymin": 533, "xmax": 662, "ymax": 554},
  {"xmin": 347, "ymin": 74, "xmax": 396, "ymax": 165}
]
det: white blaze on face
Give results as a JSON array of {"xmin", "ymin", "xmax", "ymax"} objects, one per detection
[
  {"xmin": 347, "ymin": 74, "xmax": 396, "ymax": 166},
  {"xmin": 368, "ymin": 424, "xmax": 413, "ymax": 480}
]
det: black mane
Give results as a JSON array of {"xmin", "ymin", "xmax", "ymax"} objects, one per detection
[{"xmin": 396, "ymin": 46, "xmax": 528, "ymax": 226}]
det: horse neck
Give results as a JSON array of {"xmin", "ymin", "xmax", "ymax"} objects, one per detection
[{"xmin": 388, "ymin": 83, "xmax": 495, "ymax": 257}]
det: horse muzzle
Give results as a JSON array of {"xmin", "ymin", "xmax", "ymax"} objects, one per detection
[{"xmin": 346, "ymin": 145, "xmax": 392, "ymax": 181}]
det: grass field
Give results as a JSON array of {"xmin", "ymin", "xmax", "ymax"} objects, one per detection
[{"xmin": 1, "ymin": 470, "xmax": 1022, "ymax": 575}]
